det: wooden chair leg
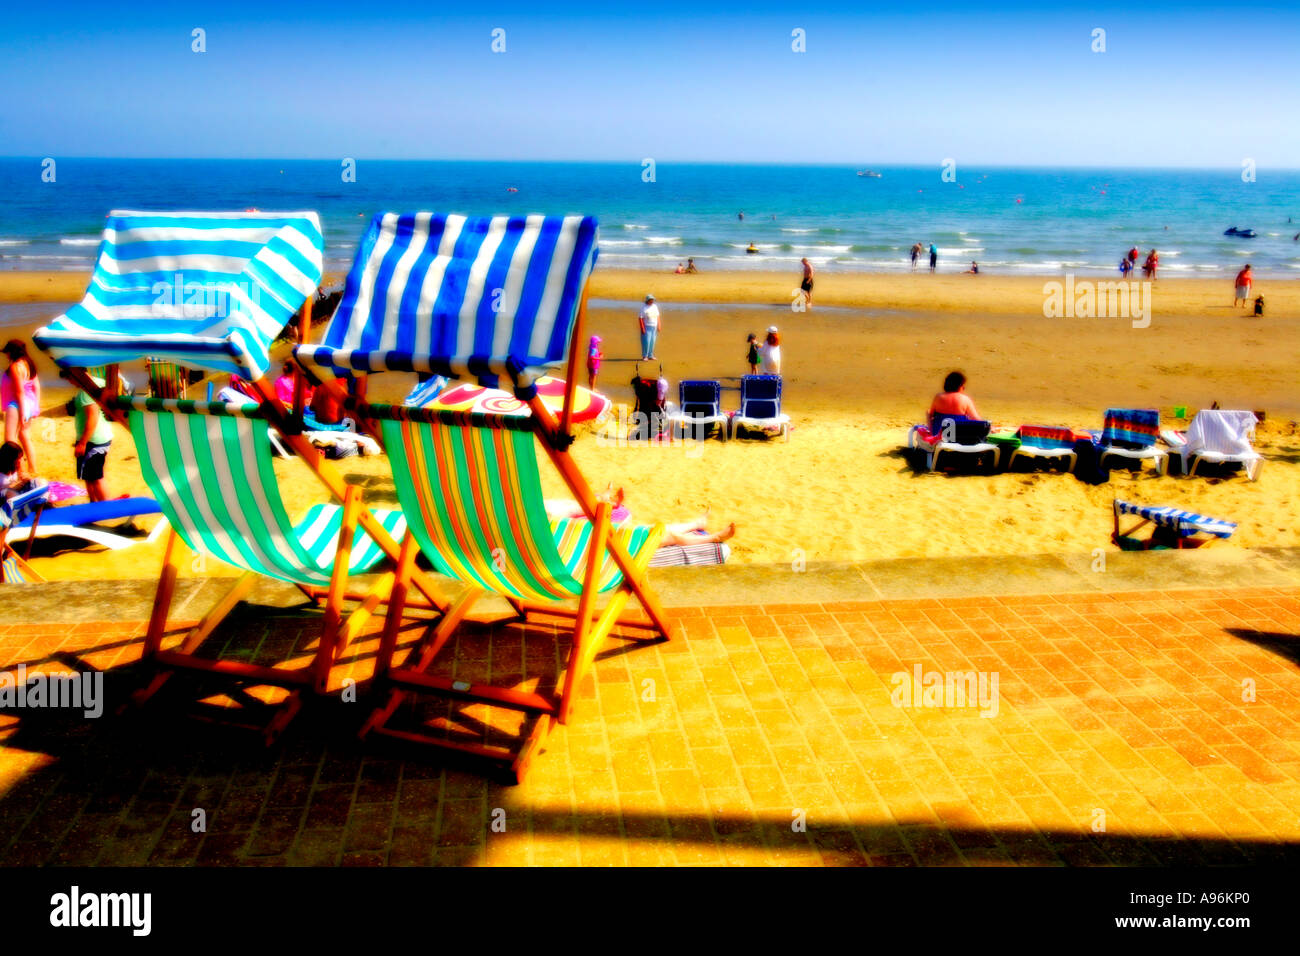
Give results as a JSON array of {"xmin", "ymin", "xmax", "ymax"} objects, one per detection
[{"xmin": 558, "ymin": 502, "xmax": 609, "ymax": 724}]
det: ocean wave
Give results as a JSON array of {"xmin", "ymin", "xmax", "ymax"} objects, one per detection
[
  {"xmin": 645, "ymin": 236, "xmax": 681, "ymax": 245},
  {"xmin": 781, "ymin": 228, "xmax": 816, "ymax": 234},
  {"xmin": 620, "ymin": 223, "xmax": 649, "ymax": 230},
  {"xmin": 0, "ymin": 240, "xmax": 29, "ymax": 247},
  {"xmin": 59, "ymin": 238, "xmax": 99, "ymax": 246}
]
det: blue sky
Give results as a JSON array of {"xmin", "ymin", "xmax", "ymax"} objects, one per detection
[{"xmin": 2, "ymin": 1, "xmax": 1297, "ymax": 166}]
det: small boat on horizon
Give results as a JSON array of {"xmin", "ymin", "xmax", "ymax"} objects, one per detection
[{"xmin": 857, "ymin": 169, "xmax": 882, "ymax": 178}]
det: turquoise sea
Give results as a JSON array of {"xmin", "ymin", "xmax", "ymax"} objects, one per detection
[{"xmin": 1, "ymin": 159, "xmax": 1298, "ymax": 278}]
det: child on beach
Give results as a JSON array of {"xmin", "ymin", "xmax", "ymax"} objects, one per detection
[
  {"xmin": 0, "ymin": 440, "xmax": 28, "ymax": 500},
  {"xmin": 745, "ymin": 333, "xmax": 761, "ymax": 374},
  {"xmin": 929, "ymin": 370, "xmax": 979, "ymax": 423},
  {"xmin": 586, "ymin": 335, "xmax": 603, "ymax": 390},
  {"xmin": 274, "ymin": 359, "xmax": 313, "ymax": 407},
  {"xmin": 761, "ymin": 327, "xmax": 782, "ymax": 375},
  {"xmin": 72, "ymin": 375, "xmax": 113, "ymax": 502},
  {"xmin": 2, "ymin": 339, "xmax": 41, "ymax": 479}
]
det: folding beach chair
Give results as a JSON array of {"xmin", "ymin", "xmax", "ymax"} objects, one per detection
[
  {"xmin": 1164, "ymin": 409, "xmax": 1263, "ymax": 481},
  {"xmin": 119, "ymin": 396, "xmax": 419, "ymax": 739},
  {"xmin": 1004, "ymin": 424, "xmax": 1079, "ymax": 473},
  {"xmin": 731, "ymin": 374, "xmax": 791, "ymax": 441},
  {"xmin": 1, "ymin": 483, "xmax": 50, "ymax": 584},
  {"xmin": 32, "ymin": 211, "xmax": 445, "ymax": 736},
  {"xmin": 296, "ymin": 212, "xmax": 672, "ymax": 780},
  {"xmin": 1094, "ymin": 408, "xmax": 1166, "ymax": 474},
  {"xmin": 1112, "ymin": 499, "xmax": 1236, "ymax": 550},
  {"xmin": 907, "ymin": 415, "xmax": 997, "ymax": 472},
  {"xmin": 667, "ymin": 379, "xmax": 728, "ymax": 441},
  {"xmin": 146, "ymin": 357, "xmax": 193, "ymax": 399},
  {"xmin": 4, "ymin": 496, "xmax": 164, "ymax": 553}
]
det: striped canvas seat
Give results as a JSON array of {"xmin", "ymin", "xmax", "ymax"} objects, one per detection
[
  {"xmin": 126, "ymin": 398, "xmax": 404, "ymax": 584},
  {"xmin": 295, "ymin": 213, "xmax": 598, "ymax": 390},
  {"xmin": 1114, "ymin": 499, "xmax": 1236, "ymax": 541},
  {"xmin": 1, "ymin": 482, "xmax": 50, "ymax": 584},
  {"xmin": 380, "ymin": 413, "xmax": 660, "ymax": 602},
  {"xmin": 35, "ymin": 211, "xmax": 323, "ymax": 379}
]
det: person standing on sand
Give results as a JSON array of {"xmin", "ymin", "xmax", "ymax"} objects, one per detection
[
  {"xmin": 638, "ymin": 294, "xmax": 660, "ymax": 360},
  {"xmin": 1234, "ymin": 265, "xmax": 1253, "ymax": 308},
  {"xmin": 761, "ymin": 326, "xmax": 782, "ymax": 375},
  {"xmin": 72, "ymin": 373, "xmax": 113, "ymax": 502},
  {"xmin": 1128, "ymin": 246, "xmax": 1139, "ymax": 273},
  {"xmin": 586, "ymin": 335, "xmax": 603, "ymax": 390},
  {"xmin": 2, "ymin": 339, "xmax": 41, "ymax": 479},
  {"xmin": 929, "ymin": 243, "xmax": 938, "ymax": 273},
  {"xmin": 910, "ymin": 242, "xmax": 922, "ymax": 271},
  {"xmin": 745, "ymin": 333, "xmax": 760, "ymax": 374},
  {"xmin": 1143, "ymin": 249, "xmax": 1159, "ymax": 280},
  {"xmin": 800, "ymin": 258, "xmax": 814, "ymax": 309}
]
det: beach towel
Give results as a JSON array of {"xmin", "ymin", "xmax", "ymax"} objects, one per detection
[{"xmin": 1182, "ymin": 409, "xmax": 1257, "ymax": 457}]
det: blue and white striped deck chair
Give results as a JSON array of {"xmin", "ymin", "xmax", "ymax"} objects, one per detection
[
  {"xmin": 117, "ymin": 395, "xmax": 417, "ymax": 740},
  {"xmin": 1112, "ymin": 499, "xmax": 1236, "ymax": 550},
  {"xmin": 34, "ymin": 210, "xmax": 323, "ymax": 381}
]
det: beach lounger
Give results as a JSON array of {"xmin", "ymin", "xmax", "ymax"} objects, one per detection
[
  {"xmin": 648, "ymin": 535, "xmax": 731, "ymax": 568},
  {"xmin": 1112, "ymin": 499, "xmax": 1236, "ymax": 550},
  {"xmin": 1094, "ymin": 408, "xmax": 1166, "ymax": 474},
  {"xmin": 298, "ymin": 212, "xmax": 672, "ymax": 781},
  {"xmin": 33, "ymin": 210, "xmax": 446, "ymax": 738},
  {"xmin": 1004, "ymin": 424, "xmax": 1078, "ymax": 473},
  {"xmin": 667, "ymin": 379, "xmax": 728, "ymax": 441},
  {"xmin": 146, "ymin": 357, "xmax": 193, "ymax": 399},
  {"xmin": 1, "ymin": 483, "xmax": 50, "ymax": 584},
  {"xmin": 907, "ymin": 415, "xmax": 997, "ymax": 472},
  {"xmin": 4, "ymin": 496, "xmax": 164, "ymax": 552},
  {"xmin": 119, "ymin": 396, "xmax": 420, "ymax": 740},
  {"xmin": 1163, "ymin": 409, "xmax": 1263, "ymax": 481},
  {"xmin": 730, "ymin": 374, "xmax": 790, "ymax": 441}
]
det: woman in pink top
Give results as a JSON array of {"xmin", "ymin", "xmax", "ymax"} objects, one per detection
[
  {"xmin": 929, "ymin": 370, "xmax": 979, "ymax": 422},
  {"xmin": 2, "ymin": 339, "xmax": 41, "ymax": 476}
]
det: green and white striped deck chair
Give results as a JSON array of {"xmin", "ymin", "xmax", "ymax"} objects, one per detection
[{"xmin": 120, "ymin": 396, "xmax": 418, "ymax": 741}]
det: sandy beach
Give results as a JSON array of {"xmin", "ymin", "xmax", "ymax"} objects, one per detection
[{"xmin": 6, "ymin": 269, "xmax": 1299, "ymax": 580}]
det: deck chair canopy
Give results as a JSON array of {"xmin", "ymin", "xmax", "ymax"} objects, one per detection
[
  {"xmin": 34, "ymin": 211, "xmax": 324, "ymax": 380},
  {"xmin": 295, "ymin": 213, "xmax": 599, "ymax": 391}
]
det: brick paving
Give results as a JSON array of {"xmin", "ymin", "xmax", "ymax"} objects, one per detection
[{"xmin": 3, "ymin": 586, "xmax": 1300, "ymax": 865}]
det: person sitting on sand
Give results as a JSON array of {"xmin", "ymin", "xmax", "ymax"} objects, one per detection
[
  {"xmin": 685, "ymin": 258, "xmax": 698, "ymax": 273},
  {"xmin": 674, "ymin": 262, "xmax": 686, "ymax": 274},
  {"xmin": 929, "ymin": 370, "xmax": 979, "ymax": 423},
  {"xmin": 1234, "ymin": 265, "xmax": 1253, "ymax": 308},
  {"xmin": 965, "ymin": 261, "xmax": 979, "ymax": 274},
  {"xmin": 0, "ymin": 440, "xmax": 29, "ymax": 500}
]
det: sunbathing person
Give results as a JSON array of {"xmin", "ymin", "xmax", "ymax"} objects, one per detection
[
  {"xmin": 544, "ymin": 486, "xmax": 736, "ymax": 547},
  {"xmin": 928, "ymin": 370, "xmax": 980, "ymax": 422}
]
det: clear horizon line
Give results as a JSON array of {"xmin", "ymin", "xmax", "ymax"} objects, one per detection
[{"xmin": 2, "ymin": 155, "xmax": 1299, "ymax": 172}]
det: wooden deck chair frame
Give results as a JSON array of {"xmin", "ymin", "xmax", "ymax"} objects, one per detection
[
  {"xmin": 113, "ymin": 396, "xmax": 446, "ymax": 742},
  {"xmin": 334, "ymin": 288, "xmax": 674, "ymax": 782},
  {"xmin": 1111, "ymin": 500, "xmax": 1233, "ymax": 550},
  {"xmin": 59, "ymin": 306, "xmax": 450, "ymax": 742}
]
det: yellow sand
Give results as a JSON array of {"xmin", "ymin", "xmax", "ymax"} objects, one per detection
[{"xmin": 5, "ymin": 269, "xmax": 1299, "ymax": 580}]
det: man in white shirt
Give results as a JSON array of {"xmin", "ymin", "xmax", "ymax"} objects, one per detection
[{"xmin": 639, "ymin": 294, "xmax": 661, "ymax": 360}]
